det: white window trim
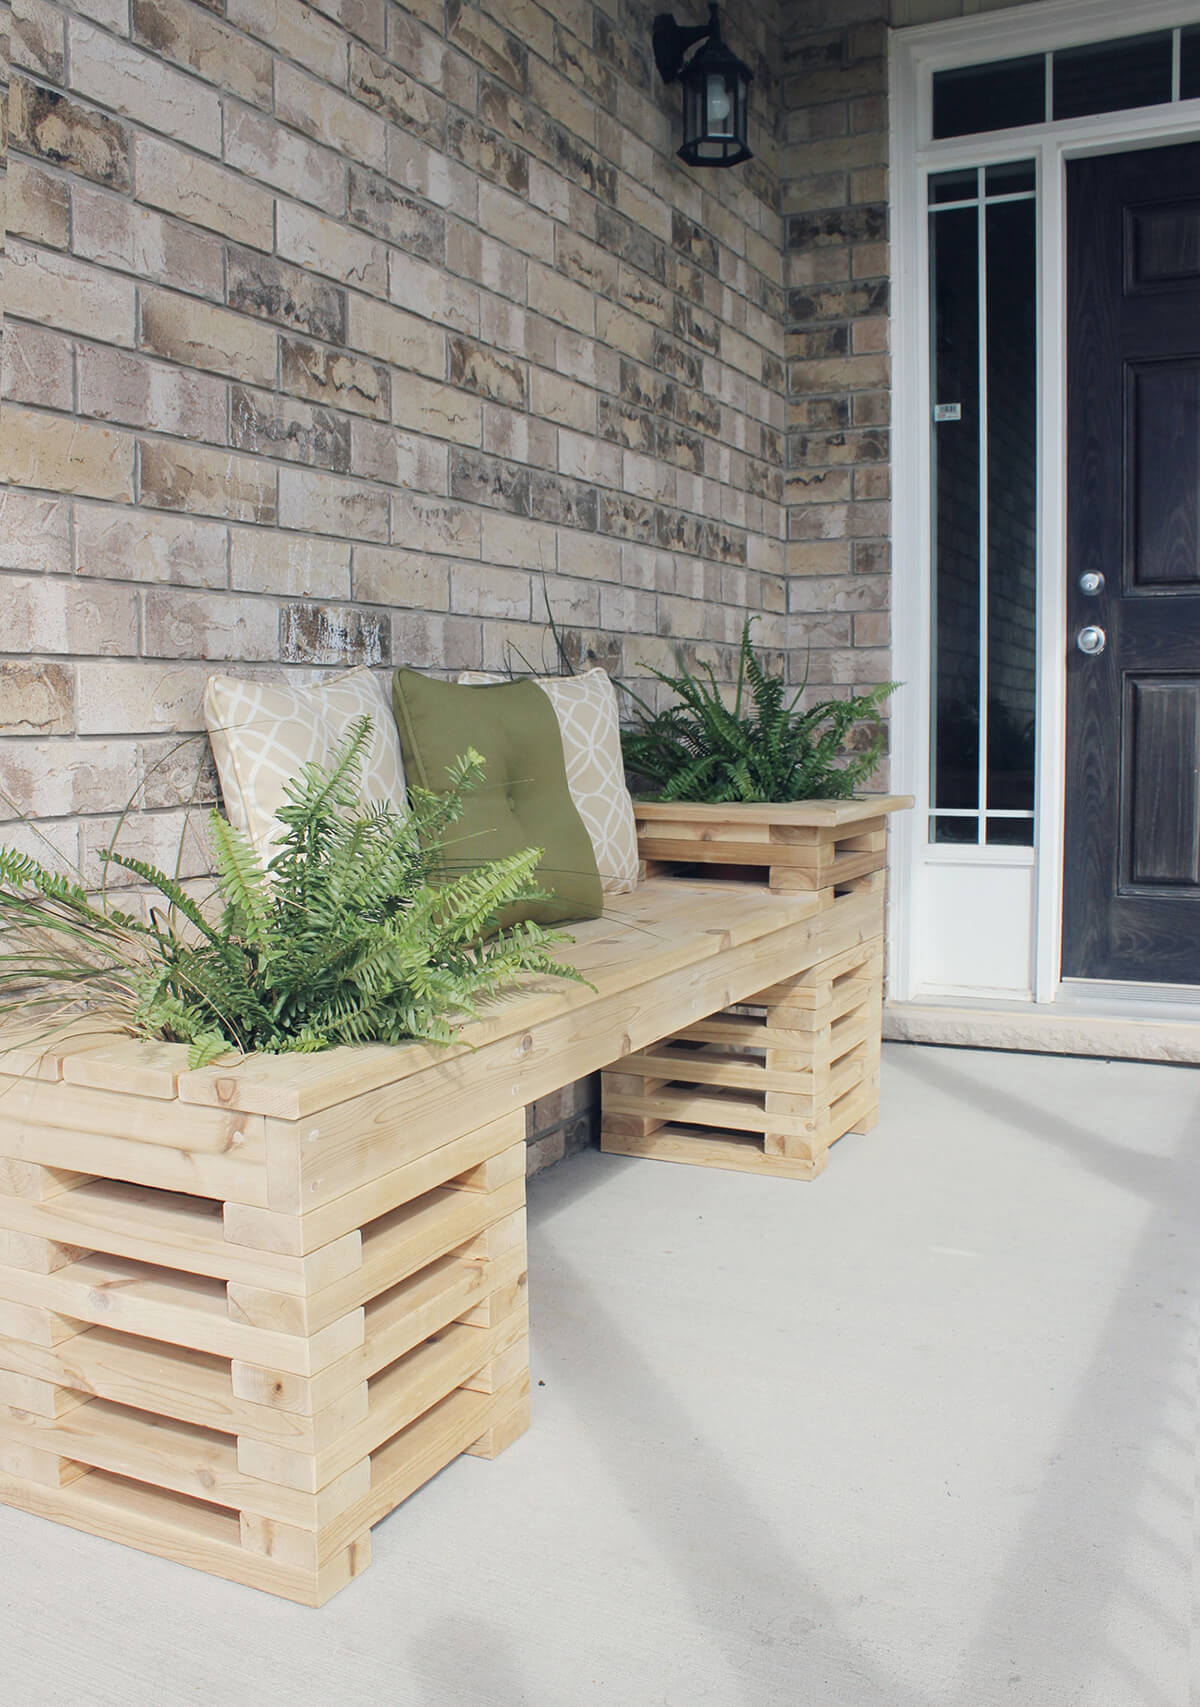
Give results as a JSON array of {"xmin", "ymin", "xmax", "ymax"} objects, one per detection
[{"xmin": 889, "ymin": 0, "xmax": 1200, "ymax": 1005}]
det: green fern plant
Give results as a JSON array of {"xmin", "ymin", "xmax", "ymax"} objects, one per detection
[
  {"xmin": 621, "ymin": 619, "xmax": 896, "ymax": 804},
  {"xmin": 0, "ymin": 720, "xmax": 584, "ymax": 1068}
]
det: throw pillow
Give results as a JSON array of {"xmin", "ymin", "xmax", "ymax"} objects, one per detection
[
  {"xmin": 458, "ymin": 668, "xmax": 639, "ymax": 894},
  {"xmin": 204, "ymin": 667, "xmax": 406, "ymax": 859},
  {"xmin": 391, "ymin": 670, "xmax": 603, "ymax": 927}
]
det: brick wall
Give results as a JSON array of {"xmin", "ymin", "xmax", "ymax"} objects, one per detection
[
  {"xmin": 781, "ymin": 0, "xmax": 891, "ymax": 784},
  {"xmin": 0, "ymin": 0, "xmax": 787, "ymax": 1170}
]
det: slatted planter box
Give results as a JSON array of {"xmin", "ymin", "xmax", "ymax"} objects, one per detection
[
  {"xmin": 602, "ymin": 798, "xmax": 909, "ymax": 1179},
  {"xmin": 0, "ymin": 1034, "xmax": 530, "ymax": 1607},
  {"xmin": 634, "ymin": 795, "xmax": 911, "ymax": 902}
]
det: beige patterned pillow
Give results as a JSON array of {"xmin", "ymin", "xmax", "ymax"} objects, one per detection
[
  {"xmin": 204, "ymin": 667, "xmax": 407, "ymax": 859},
  {"xmin": 458, "ymin": 667, "xmax": 638, "ymax": 894}
]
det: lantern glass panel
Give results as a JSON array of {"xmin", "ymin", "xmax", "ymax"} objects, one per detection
[
  {"xmin": 706, "ymin": 72, "xmax": 734, "ymax": 136},
  {"xmin": 684, "ymin": 76, "xmax": 702, "ymax": 144}
]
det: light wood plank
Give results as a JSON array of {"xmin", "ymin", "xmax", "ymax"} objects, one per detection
[
  {"xmin": 601, "ymin": 1125, "xmax": 826, "ymax": 1179},
  {"xmin": 236, "ymin": 1308, "xmax": 528, "ymax": 1493},
  {"xmin": 61, "ymin": 1038, "xmax": 192, "ymax": 1099},
  {"xmin": 230, "ymin": 1245, "xmax": 525, "ymax": 1416},
  {"xmin": 632, "ymin": 795, "xmax": 912, "ymax": 827},
  {"xmin": 226, "ymin": 1177, "xmax": 524, "ymax": 1338},
  {"xmin": 0, "ymin": 1254, "xmax": 363, "ymax": 1378},
  {"xmin": 0, "ymin": 1180, "xmax": 360, "ymax": 1294},
  {"xmin": 0, "ymin": 1467, "xmax": 369, "ymax": 1606}
]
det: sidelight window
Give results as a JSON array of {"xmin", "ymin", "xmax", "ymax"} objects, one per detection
[{"xmin": 928, "ymin": 163, "xmax": 1038, "ymax": 847}]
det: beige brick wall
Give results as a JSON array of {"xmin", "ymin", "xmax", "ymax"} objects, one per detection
[
  {"xmin": 0, "ymin": 0, "xmax": 785, "ymax": 1165},
  {"xmin": 781, "ymin": 0, "xmax": 891, "ymax": 785}
]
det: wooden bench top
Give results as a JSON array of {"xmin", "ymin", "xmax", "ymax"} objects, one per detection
[
  {"xmin": 632, "ymin": 795, "xmax": 912, "ymax": 827},
  {"xmin": 4, "ymin": 879, "xmax": 881, "ymax": 1128}
]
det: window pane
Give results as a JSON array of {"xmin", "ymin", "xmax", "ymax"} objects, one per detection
[
  {"xmin": 985, "ymin": 160, "xmax": 1036, "ymax": 198},
  {"xmin": 929, "ymin": 168, "xmax": 979, "ymax": 206},
  {"xmin": 933, "ymin": 56, "xmax": 1046, "ymax": 141},
  {"xmin": 986, "ymin": 198, "xmax": 1038, "ymax": 821},
  {"xmin": 985, "ymin": 817, "xmax": 1035, "ymax": 846},
  {"xmin": 931, "ymin": 205, "xmax": 981, "ymax": 817},
  {"xmin": 931, "ymin": 816, "xmax": 980, "ymax": 845},
  {"xmin": 1052, "ymin": 33, "xmax": 1173, "ymax": 122},
  {"xmin": 1182, "ymin": 26, "xmax": 1200, "ymax": 101}
]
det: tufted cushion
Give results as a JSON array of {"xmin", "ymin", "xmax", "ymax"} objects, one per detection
[
  {"xmin": 203, "ymin": 667, "xmax": 406, "ymax": 860},
  {"xmin": 391, "ymin": 670, "xmax": 602, "ymax": 927},
  {"xmin": 458, "ymin": 668, "xmax": 639, "ymax": 894}
]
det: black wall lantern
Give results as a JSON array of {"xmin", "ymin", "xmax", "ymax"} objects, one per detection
[{"xmin": 653, "ymin": 4, "xmax": 753, "ymax": 169}]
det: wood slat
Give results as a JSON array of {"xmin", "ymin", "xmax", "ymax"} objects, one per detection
[
  {"xmin": 0, "ymin": 1254, "xmax": 363, "ymax": 1378},
  {"xmin": 0, "ymin": 1322, "xmax": 316, "ymax": 1448},
  {"xmin": 0, "ymin": 1180, "xmax": 360, "ymax": 1295},
  {"xmin": 601, "ymin": 1125, "xmax": 826, "ymax": 1179},
  {"xmin": 0, "ymin": 1394, "xmax": 369, "ymax": 1529},
  {"xmin": 0, "ymin": 1024, "xmax": 129, "ymax": 1083},
  {"xmin": 224, "ymin": 1111, "xmax": 525, "ymax": 1258},
  {"xmin": 0, "ymin": 1467, "xmax": 368, "ymax": 1606},
  {"xmin": 61, "ymin": 1038, "xmax": 192, "ymax": 1100},
  {"xmin": 612, "ymin": 1044, "xmax": 810, "ymax": 1094},
  {"xmin": 236, "ymin": 1308, "xmax": 528, "ymax": 1493},
  {"xmin": 632, "ymin": 796, "xmax": 912, "ymax": 827},
  {"xmin": 230, "ymin": 1245, "xmax": 526, "ymax": 1416},
  {"xmin": 0, "ymin": 1080, "xmax": 269, "ymax": 1207},
  {"xmin": 225, "ymin": 1177, "xmax": 525, "ymax": 1337}
]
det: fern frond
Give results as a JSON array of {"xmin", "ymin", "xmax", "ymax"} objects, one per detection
[
  {"xmin": 622, "ymin": 618, "xmax": 898, "ymax": 806},
  {"xmin": 0, "ymin": 721, "xmax": 582, "ymax": 1065}
]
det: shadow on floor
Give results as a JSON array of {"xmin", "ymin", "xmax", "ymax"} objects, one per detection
[
  {"xmin": 530, "ymin": 1192, "xmax": 941, "ymax": 1707},
  {"xmin": 895, "ymin": 1048, "xmax": 1199, "ymax": 1707}
]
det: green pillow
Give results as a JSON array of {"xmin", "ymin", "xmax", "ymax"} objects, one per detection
[{"xmin": 391, "ymin": 670, "xmax": 603, "ymax": 927}]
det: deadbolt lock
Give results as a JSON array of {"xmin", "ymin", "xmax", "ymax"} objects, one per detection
[{"xmin": 1078, "ymin": 571, "xmax": 1105, "ymax": 596}]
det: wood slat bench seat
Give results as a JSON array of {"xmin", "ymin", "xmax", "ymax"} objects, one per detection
[{"xmin": 0, "ymin": 875, "xmax": 880, "ymax": 1604}]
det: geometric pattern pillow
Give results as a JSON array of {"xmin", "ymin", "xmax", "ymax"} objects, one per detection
[
  {"xmin": 203, "ymin": 666, "xmax": 406, "ymax": 860},
  {"xmin": 458, "ymin": 667, "xmax": 638, "ymax": 894}
]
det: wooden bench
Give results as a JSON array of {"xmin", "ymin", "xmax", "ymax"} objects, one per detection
[{"xmin": 0, "ymin": 873, "xmax": 878, "ymax": 1605}]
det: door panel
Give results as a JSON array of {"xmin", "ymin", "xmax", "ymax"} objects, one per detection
[
  {"xmin": 1122, "ymin": 677, "xmax": 1200, "ymax": 890},
  {"xmin": 1063, "ymin": 143, "xmax": 1200, "ymax": 982},
  {"xmin": 1127, "ymin": 361, "xmax": 1200, "ymax": 588},
  {"xmin": 1126, "ymin": 199, "xmax": 1200, "ymax": 291}
]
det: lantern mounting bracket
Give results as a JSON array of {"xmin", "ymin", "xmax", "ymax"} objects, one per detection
[{"xmin": 653, "ymin": 5, "xmax": 720, "ymax": 85}]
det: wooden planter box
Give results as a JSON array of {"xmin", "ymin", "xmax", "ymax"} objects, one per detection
[
  {"xmin": 0, "ymin": 1032, "xmax": 530, "ymax": 1607},
  {"xmin": 602, "ymin": 797, "xmax": 911, "ymax": 1180},
  {"xmin": 634, "ymin": 795, "xmax": 911, "ymax": 900}
]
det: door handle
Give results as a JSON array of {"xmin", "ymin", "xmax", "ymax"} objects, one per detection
[{"xmin": 1076, "ymin": 625, "xmax": 1106, "ymax": 656}]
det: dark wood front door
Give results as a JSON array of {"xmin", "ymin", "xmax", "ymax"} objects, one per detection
[{"xmin": 1063, "ymin": 142, "xmax": 1200, "ymax": 985}]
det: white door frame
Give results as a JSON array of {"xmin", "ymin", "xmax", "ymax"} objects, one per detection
[{"xmin": 889, "ymin": 0, "xmax": 1200, "ymax": 1005}]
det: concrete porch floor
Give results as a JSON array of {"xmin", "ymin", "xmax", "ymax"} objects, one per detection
[{"xmin": 2, "ymin": 1043, "xmax": 1197, "ymax": 1707}]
